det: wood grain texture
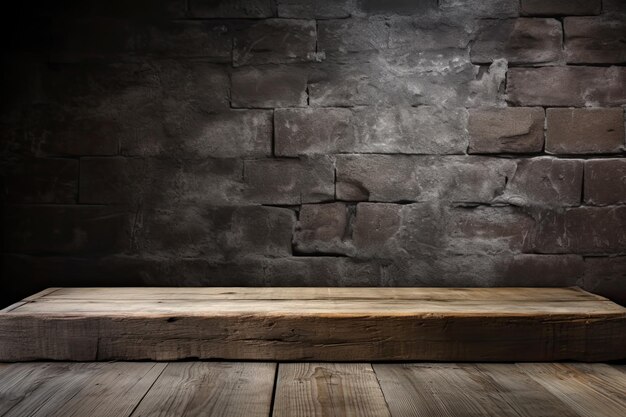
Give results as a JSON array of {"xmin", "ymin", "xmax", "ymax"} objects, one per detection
[
  {"xmin": 0, "ymin": 288, "xmax": 60, "ymax": 313},
  {"xmin": 130, "ymin": 362, "xmax": 276, "ymax": 417},
  {"xmin": 40, "ymin": 287, "xmax": 609, "ymax": 302},
  {"xmin": 1, "ymin": 362, "xmax": 165, "ymax": 417},
  {"xmin": 374, "ymin": 363, "xmax": 581, "ymax": 417},
  {"xmin": 0, "ymin": 362, "xmax": 79, "ymax": 415},
  {"xmin": 1, "ymin": 362, "xmax": 626, "ymax": 417},
  {"xmin": 0, "ymin": 287, "xmax": 624, "ymax": 361},
  {"xmin": 521, "ymin": 363, "xmax": 626, "ymax": 417},
  {"xmin": 273, "ymin": 363, "xmax": 391, "ymax": 417}
]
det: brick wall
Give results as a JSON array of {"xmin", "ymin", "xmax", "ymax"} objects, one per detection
[{"xmin": 1, "ymin": 0, "xmax": 625, "ymax": 307}]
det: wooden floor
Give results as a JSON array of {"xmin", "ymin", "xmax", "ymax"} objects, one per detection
[
  {"xmin": 1, "ymin": 287, "xmax": 625, "ymax": 362},
  {"xmin": 0, "ymin": 361, "xmax": 625, "ymax": 417}
]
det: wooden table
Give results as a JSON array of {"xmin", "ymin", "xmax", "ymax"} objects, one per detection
[{"xmin": 0, "ymin": 287, "xmax": 624, "ymax": 361}]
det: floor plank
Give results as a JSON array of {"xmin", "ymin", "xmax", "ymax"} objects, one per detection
[
  {"xmin": 0, "ymin": 362, "xmax": 80, "ymax": 416},
  {"xmin": 2, "ymin": 362, "xmax": 626, "ymax": 417},
  {"xmin": 273, "ymin": 363, "xmax": 391, "ymax": 417},
  {"xmin": 373, "ymin": 363, "xmax": 580, "ymax": 417},
  {"xmin": 2, "ymin": 362, "xmax": 165, "ymax": 417},
  {"xmin": 521, "ymin": 363, "xmax": 626, "ymax": 417},
  {"xmin": 130, "ymin": 362, "xmax": 276, "ymax": 417}
]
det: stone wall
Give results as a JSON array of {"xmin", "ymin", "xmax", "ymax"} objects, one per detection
[{"xmin": 1, "ymin": 0, "xmax": 625, "ymax": 307}]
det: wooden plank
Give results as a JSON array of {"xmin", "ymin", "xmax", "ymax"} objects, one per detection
[
  {"xmin": 2, "ymin": 362, "xmax": 165, "ymax": 417},
  {"xmin": 0, "ymin": 363, "xmax": 80, "ymax": 415},
  {"xmin": 521, "ymin": 363, "xmax": 626, "ymax": 417},
  {"xmin": 1, "ymin": 287, "xmax": 625, "ymax": 362},
  {"xmin": 0, "ymin": 302, "xmax": 27, "ymax": 314},
  {"xmin": 12, "ymin": 298, "xmax": 624, "ymax": 315},
  {"xmin": 130, "ymin": 362, "xmax": 275, "ymax": 417},
  {"xmin": 22, "ymin": 288, "xmax": 61, "ymax": 302},
  {"xmin": 40, "ymin": 287, "xmax": 607, "ymax": 302},
  {"xmin": 273, "ymin": 363, "xmax": 391, "ymax": 417},
  {"xmin": 373, "ymin": 363, "xmax": 580, "ymax": 417},
  {"xmin": 0, "ymin": 288, "xmax": 61, "ymax": 313},
  {"xmin": 2, "ymin": 312, "xmax": 625, "ymax": 362}
]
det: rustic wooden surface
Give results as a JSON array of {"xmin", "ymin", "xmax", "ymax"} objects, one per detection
[
  {"xmin": 521, "ymin": 363, "xmax": 626, "ymax": 417},
  {"xmin": 0, "ymin": 287, "xmax": 625, "ymax": 361},
  {"xmin": 273, "ymin": 363, "xmax": 391, "ymax": 417},
  {"xmin": 130, "ymin": 362, "xmax": 276, "ymax": 417},
  {"xmin": 374, "ymin": 363, "xmax": 582, "ymax": 417},
  {"xmin": 1, "ymin": 361, "xmax": 626, "ymax": 417}
]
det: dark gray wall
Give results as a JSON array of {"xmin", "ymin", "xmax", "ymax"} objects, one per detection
[{"xmin": 2, "ymin": 0, "xmax": 626, "ymax": 307}]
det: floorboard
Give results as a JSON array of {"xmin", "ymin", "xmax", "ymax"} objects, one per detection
[
  {"xmin": 0, "ymin": 363, "xmax": 77, "ymax": 415},
  {"xmin": 374, "ymin": 363, "xmax": 582, "ymax": 417},
  {"xmin": 129, "ymin": 362, "xmax": 276, "ymax": 417},
  {"xmin": 1, "ymin": 362, "xmax": 626, "ymax": 417},
  {"xmin": 521, "ymin": 363, "xmax": 626, "ymax": 417},
  {"xmin": 273, "ymin": 363, "xmax": 391, "ymax": 417},
  {"xmin": 1, "ymin": 362, "xmax": 165, "ymax": 417}
]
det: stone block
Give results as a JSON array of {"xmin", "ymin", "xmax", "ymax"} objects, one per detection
[
  {"xmin": 234, "ymin": 19, "xmax": 317, "ymax": 66},
  {"xmin": 603, "ymin": 0, "xmax": 626, "ymax": 13},
  {"xmin": 336, "ymin": 155, "xmax": 516, "ymax": 203},
  {"xmin": 3, "ymin": 205, "xmax": 130, "ymax": 255},
  {"xmin": 276, "ymin": 0, "xmax": 353, "ymax": 18},
  {"xmin": 439, "ymin": 0, "xmax": 519, "ymax": 18},
  {"xmin": 352, "ymin": 203, "xmax": 403, "ymax": 256},
  {"xmin": 275, "ymin": 106, "xmax": 467, "ymax": 156},
  {"xmin": 381, "ymin": 253, "xmax": 583, "ymax": 287},
  {"xmin": 520, "ymin": 0, "xmax": 601, "ymax": 16},
  {"xmin": 497, "ymin": 158, "xmax": 583, "ymax": 207},
  {"xmin": 351, "ymin": 106, "xmax": 468, "ymax": 154},
  {"xmin": 244, "ymin": 157, "xmax": 335, "ymax": 204},
  {"xmin": 42, "ymin": 61, "xmax": 161, "ymax": 108},
  {"xmin": 79, "ymin": 157, "xmax": 244, "ymax": 207},
  {"xmin": 2, "ymin": 158, "xmax": 78, "ymax": 203},
  {"xmin": 584, "ymin": 159, "xmax": 626, "ymax": 206},
  {"xmin": 471, "ymin": 18, "xmax": 562, "ymax": 65},
  {"xmin": 136, "ymin": 20, "xmax": 232, "ymax": 61},
  {"xmin": 41, "ymin": 62, "xmax": 230, "ymax": 154},
  {"xmin": 502, "ymin": 254, "xmax": 584, "ymax": 286},
  {"xmin": 507, "ymin": 66, "xmax": 626, "ymax": 107},
  {"xmin": 564, "ymin": 17, "xmax": 626, "ymax": 64},
  {"xmin": 352, "ymin": 202, "xmax": 444, "ymax": 258},
  {"xmin": 274, "ymin": 108, "xmax": 354, "ymax": 156},
  {"xmin": 468, "ymin": 107, "xmax": 544, "ymax": 154},
  {"xmin": 318, "ymin": 18, "xmax": 389, "ymax": 53},
  {"xmin": 532, "ymin": 207, "xmax": 626, "ymax": 254},
  {"xmin": 122, "ymin": 110, "xmax": 273, "ymax": 158},
  {"xmin": 309, "ymin": 49, "xmax": 499, "ymax": 108},
  {"xmin": 260, "ymin": 257, "xmax": 384, "ymax": 286},
  {"xmin": 293, "ymin": 203, "xmax": 352, "ymax": 255},
  {"xmin": 582, "ymin": 257, "xmax": 626, "ymax": 306},
  {"xmin": 189, "ymin": 0, "xmax": 275, "ymax": 18},
  {"xmin": 355, "ymin": 0, "xmax": 437, "ymax": 16},
  {"xmin": 388, "ymin": 15, "xmax": 472, "ymax": 50},
  {"xmin": 156, "ymin": 61, "xmax": 231, "ymax": 112},
  {"xmin": 445, "ymin": 206, "xmax": 536, "ymax": 254},
  {"xmin": 231, "ymin": 66, "xmax": 308, "ymax": 108},
  {"xmin": 79, "ymin": 157, "xmax": 143, "ymax": 205},
  {"xmin": 25, "ymin": 105, "xmax": 121, "ymax": 156},
  {"xmin": 135, "ymin": 205, "xmax": 295, "ymax": 259},
  {"xmin": 546, "ymin": 108, "xmax": 624, "ymax": 154}
]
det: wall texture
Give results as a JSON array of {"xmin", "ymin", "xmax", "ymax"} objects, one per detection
[{"xmin": 1, "ymin": 0, "xmax": 625, "ymax": 307}]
